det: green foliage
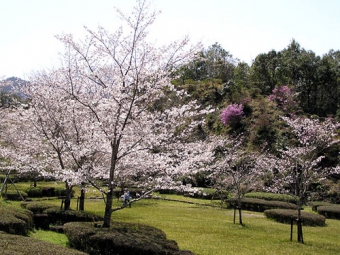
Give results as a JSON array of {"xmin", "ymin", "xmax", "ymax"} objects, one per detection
[
  {"xmin": 1, "ymin": 190, "xmax": 27, "ymax": 201},
  {"xmin": 22, "ymin": 202, "xmax": 59, "ymax": 214},
  {"xmin": 44, "ymin": 208, "xmax": 103, "ymax": 225},
  {"xmin": 244, "ymin": 192, "xmax": 297, "ymax": 204},
  {"xmin": 63, "ymin": 221, "xmax": 192, "ymax": 255},
  {"xmin": 317, "ymin": 205, "xmax": 340, "ymax": 220},
  {"xmin": 0, "ymin": 231, "xmax": 87, "ymax": 255},
  {"xmin": 226, "ymin": 197, "xmax": 297, "ymax": 212},
  {"xmin": 0, "ymin": 203, "xmax": 33, "ymax": 235},
  {"xmin": 264, "ymin": 209, "xmax": 326, "ymax": 226}
]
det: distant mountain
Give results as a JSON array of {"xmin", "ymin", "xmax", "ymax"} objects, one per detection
[{"xmin": 1, "ymin": 77, "xmax": 28, "ymax": 98}]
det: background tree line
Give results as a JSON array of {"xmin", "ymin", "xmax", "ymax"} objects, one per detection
[{"xmin": 175, "ymin": 40, "xmax": 340, "ymax": 118}]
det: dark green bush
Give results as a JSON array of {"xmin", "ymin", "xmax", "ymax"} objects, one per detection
[
  {"xmin": 25, "ymin": 187, "xmax": 44, "ymax": 197},
  {"xmin": 317, "ymin": 205, "xmax": 340, "ymax": 219},
  {"xmin": 1, "ymin": 190, "xmax": 27, "ymax": 201},
  {"xmin": 54, "ymin": 188, "xmax": 74, "ymax": 198},
  {"xmin": 0, "ymin": 231, "xmax": 87, "ymax": 255},
  {"xmin": 21, "ymin": 202, "xmax": 59, "ymax": 214},
  {"xmin": 63, "ymin": 221, "xmax": 193, "ymax": 255},
  {"xmin": 0, "ymin": 205, "xmax": 34, "ymax": 235},
  {"xmin": 226, "ymin": 198, "xmax": 297, "ymax": 212},
  {"xmin": 244, "ymin": 192, "xmax": 297, "ymax": 204},
  {"xmin": 264, "ymin": 209, "xmax": 326, "ymax": 226},
  {"xmin": 309, "ymin": 201, "xmax": 334, "ymax": 212},
  {"xmin": 45, "ymin": 208, "xmax": 103, "ymax": 225}
]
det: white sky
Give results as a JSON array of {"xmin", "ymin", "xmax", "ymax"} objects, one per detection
[{"xmin": 1, "ymin": 0, "xmax": 340, "ymax": 79}]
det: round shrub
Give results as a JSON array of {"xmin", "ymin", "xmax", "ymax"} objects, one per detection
[
  {"xmin": 0, "ymin": 206, "xmax": 34, "ymax": 235},
  {"xmin": 226, "ymin": 198, "xmax": 297, "ymax": 212},
  {"xmin": 1, "ymin": 190, "xmax": 27, "ymax": 201},
  {"xmin": 244, "ymin": 192, "xmax": 297, "ymax": 204},
  {"xmin": 264, "ymin": 209, "xmax": 326, "ymax": 226},
  {"xmin": 45, "ymin": 208, "xmax": 103, "ymax": 225},
  {"xmin": 317, "ymin": 205, "xmax": 340, "ymax": 220},
  {"xmin": 22, "ymin": 202, "xmax": 59, "ymax": 214},
  {"xmin": 25, "ymin": 187, "xmax": 44, "ymax": 197},
  {"xmin": 0, "ymin": 231, "xmax": 87, "ymax": 255},
  {"xmin": 63, "ymin": 221, "xmax": 193, "ymax": 255},
  {"xmin": 309, "ymin": 201, "xmax": 333, "ymax": 212}
]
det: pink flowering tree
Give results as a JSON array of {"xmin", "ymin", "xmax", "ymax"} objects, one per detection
[
  {"xmin": 220, "ymin": 103, "xmax": 244, "ymax": 129},
  {"xmin": 208, "ymin": 136, "xmax": 262, "ymax": 226},
  {"xmin": 259, "ymin": 116, "xmax": 339, "ymax": 243},
  {"xmin": 268, "ymin": 85, "xmax": 297, "ymax": 114},
  {"xmin": 6, "ymin": 0, "xmax": 214, "ymax": 228}
]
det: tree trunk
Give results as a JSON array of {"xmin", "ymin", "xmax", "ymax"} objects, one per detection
[
  {"xmin": 238, "ymin": 207, "xmax": 243, "ymax": 226},
  {"xmin": 64, "ymin": 182, "xmax": 72, "ymax": 210},
  {"xmin": 297, "ymin": 200, "xmax": 304, "ymax": 243},
  {"xmin": 102, "ymin": 141, "xmax": 120, "ymax": 228},
  {"xmin": 79, "ymin": 187, "xmax": 85, "ymax": 211},
  {"xmin": 103, "ymin": 187, "xmax": 114, "ymax": 227}
]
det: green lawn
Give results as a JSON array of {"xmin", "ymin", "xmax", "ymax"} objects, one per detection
[
  {"xmin": 3, "ymin": 186, "xmax": 340, "ymax": 255},
  {"xmin": 71, "ymin": 193, "xmax": 340, "ymax": 255}
]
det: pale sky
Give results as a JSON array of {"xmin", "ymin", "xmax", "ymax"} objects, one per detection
[{"xmin": 1, "ymin": 0, "xmax": 340, "ymax": 79}]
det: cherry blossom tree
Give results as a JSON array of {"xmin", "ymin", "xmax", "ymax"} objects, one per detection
[
  {"xmin": 208, "ymin": 136, "xmax": 261, "ymax": 226},
  {"xmin": 13, "ymin": 0, "xmax": 213, "ymax": 227},
  {"xmin": 260, "ymin": 116, "xmax": 339, "ymax": 243}
]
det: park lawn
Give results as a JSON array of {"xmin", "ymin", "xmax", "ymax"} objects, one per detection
[
  {"xmin": 3, "ymin": 188, "xmax": 340, "ymax": 255},
  {"xmin": 77, "ymin": 194, "xmax": 340, "ymax": 255}
]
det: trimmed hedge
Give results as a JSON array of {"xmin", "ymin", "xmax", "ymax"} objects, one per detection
[
  {"xmin": 226, "ymin": 198, "xmax": 297, "ymax": 212},
  {"xmin": 44, "ymin": 208, "xmax": 103, "ymax": 225},
  {"xmin": 1, "ymin": 190, "xmax": 27, "ymax": 201},
  {"xmin": 0, "ymin": 231, "xmax": 87, "ymax": 255},
  {"xmin": 309, "ymin": 201, "xmax": 334, "ymax": 212},
  {"xmin": 63, "ymin": 221, "xmax": 194, "ymax": 255},
  {"xmin": 25, "ymin": 187, "xmax": 75, "ymax": 198},
  {"xmin": 317, "ymin": 205, "xmax": 340, "ymax": 220},
  {"xmin": 21, "ymin": 202, "xmax": 59, "ymax": 214},
  {"xmin": 244, "ymin": 192, "xmax": 297, "ymax": 204},
  {"xmin": 264, "ymin": 209, "xmax": 326, "ymax": 226},
  {"xmin": 0, "ymin": 205, "xmax": 34, "ymax": 235}
]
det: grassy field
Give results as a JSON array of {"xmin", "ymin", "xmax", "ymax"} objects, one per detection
[{"xmin": 2, "ymin": 184, "xmax": 340, "ymax": 255}]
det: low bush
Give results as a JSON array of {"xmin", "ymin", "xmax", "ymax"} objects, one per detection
[
  {"xmin": 63, "ymin": 221, "xmax": 194, "ymax": 255},
  {"xmin": 1, "ymin": 190, "xmax": 27, "ymax": 201},
  {"xmin": 45, "ymin": 208, "xmax": 103, "ymax": 225},
  {"xmin": 244, "ymin": 192, "xmax": 297, "ymax": 204},
  {"xmin": 317, "ymin": 205, "xmax": 340, "ymax": 220},
  {"xmin": 25, "ymin": 187, "xmax": 44, "ymax": 197},
  {"xmin": 22, "ymin": 202, "xmax": 59, "ymax": 214},
  {"xmin": 226, "ymin": 198, "xmax": 297, "ymax": 212},
  {"xmin": 309, "ymin": 201, "xmax": 334, "ymax": 212},
  {"xmin": 0, "ymin": 205, "xmax": 34, "ymax": 235},
  {"xmin": 25, "ymin": 186, "xmax": 75, "ymax": 198},
  {"xmin": 0, "ymin": 231, "xmax": 87, "ymax": 255},
  {"xmin": 264, "ymin": 209, "xmax": 326, "ymax": 226}
]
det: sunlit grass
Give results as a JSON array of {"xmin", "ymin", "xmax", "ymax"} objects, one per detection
[
  {"xmin": 2, "ymin": 184, "xmax": 340, "ymax": 255},
  {"xmin": 29, "ymin": 230, "xmax": 69, "ymax": 247}
]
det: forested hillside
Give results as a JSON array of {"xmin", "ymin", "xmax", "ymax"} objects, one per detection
[{"xmin": 172, "ymin": 40, "xmax": 340, "ymax": 156}]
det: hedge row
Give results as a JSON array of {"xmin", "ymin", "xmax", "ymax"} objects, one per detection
[
  {"xmin": 63, "ymin": 221, "xmax": 194, "ymax": 255},
  {"xmin": 44, "ymin": 208, "xmax": 103, "ymax": 225},
  {"xmin": 226, "ymin": 198, "xmax": 297, "ymax": 212},
  {"xmin": 264, "ymin": 209, "xmax": 326, "ymax": 226},
  {"xmin": 0, "ymin": 205, "xmax": 34, "ymax": 235},
  {"xmin": 309, "ymin": 201, "xmax": 334, "ymax": 212},
  {"xmin": 25, "ymin": 187, "xmax": 74, "ymax": 198},
  {"xmin": 1, "ymin": 190, "xmax": 28, "ymax": 201},
  {"xmin": 317, "ymin": 205, "xmax": 340, "ymax": 220},
  {"xmin": 0, "ymin": 231, "xmax": 87, "ymax": 255},
  {"xmin": 244, "ymin": 192, "xmax": 297, "ymax": 204}
]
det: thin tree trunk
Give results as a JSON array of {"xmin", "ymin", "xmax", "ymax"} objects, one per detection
[{"xmin": 103, "ymin": 188, "xmax": 113, "ymax": 227}]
